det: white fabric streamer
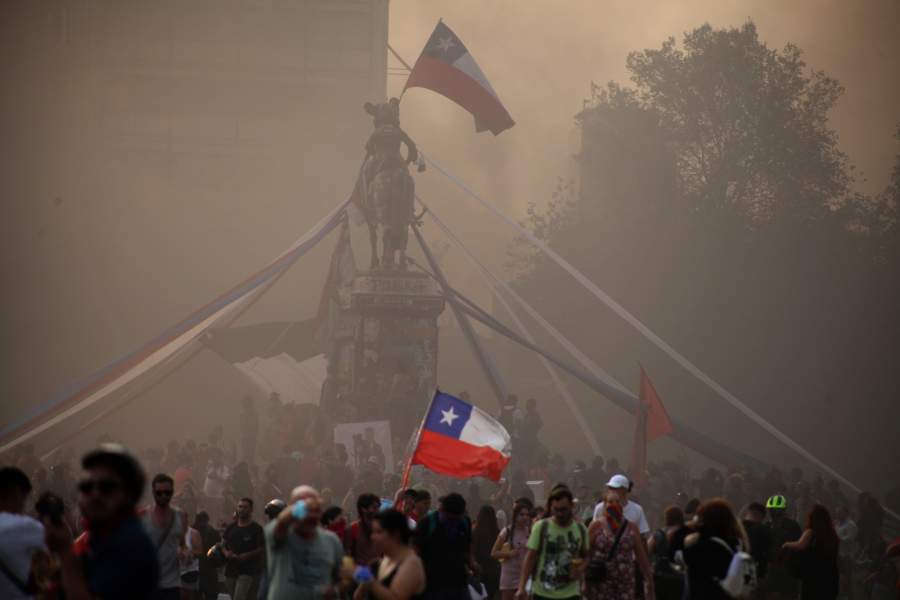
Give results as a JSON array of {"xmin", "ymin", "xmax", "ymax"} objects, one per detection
[
  {"xmin": 419, "ymin": 198, "xmax": 604, "ymax": 457},
  {"xmin": 423, "ymin": 151, "xmax": 889, "ymax": 510}
]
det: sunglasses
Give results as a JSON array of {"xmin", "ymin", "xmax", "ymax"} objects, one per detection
[
  {"xmin": 78, "ymin": 478, "xmax": 122, "ymax": 495},
  {"xmin": 154, "ymin": 489, "xmax": 174, "ymax": 497}
]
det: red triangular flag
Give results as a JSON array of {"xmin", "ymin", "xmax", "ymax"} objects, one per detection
[{"xmin": 640, "ymin": 366, "xmax": 674, "ymax": 442}]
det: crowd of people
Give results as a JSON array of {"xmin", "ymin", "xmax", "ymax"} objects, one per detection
[{"xmin": 1, "ymin": 392, "xmax": 899, "ymax": 600}]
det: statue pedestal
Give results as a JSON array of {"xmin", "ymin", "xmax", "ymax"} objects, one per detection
[{"xmin": 322, "ymin": 270, "xmax": 445, "ymax": 446}]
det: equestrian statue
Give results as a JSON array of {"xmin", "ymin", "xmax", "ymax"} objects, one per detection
[{"xmin": 361, "ymin": 98, "xmax": 421, "ymax": 270}]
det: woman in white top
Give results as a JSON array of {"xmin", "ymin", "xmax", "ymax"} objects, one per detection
[
  {"xmin": 491, "ymin": 502, "xmax": 533, "ymax": 600},
  {"xmin": 179, "ymin": 520, "xmax": 203, "ymax": 600},
  {"xmin": 353, "ymin": 509, "xmax": 425, "ymax": 600}
]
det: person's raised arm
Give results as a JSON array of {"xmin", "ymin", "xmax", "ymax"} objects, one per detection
[
  {"xmin": 272, "ymin": 505, "xmax": 296, "ymax": 547},
  {"xmin": 490, "ymin": 528, "xmax": 511, "ymax": 561},
  {"xmin": 782, "ymin": 528, "xmax": 812, "ymax": 551}
]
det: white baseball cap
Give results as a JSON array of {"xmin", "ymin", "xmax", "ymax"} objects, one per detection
[{"xmin": 606, "ymin": 474, "xmax": 630, "ymax": 489}]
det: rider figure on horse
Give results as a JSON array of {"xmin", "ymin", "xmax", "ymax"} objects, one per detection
[{"xmin": 363, "ymin": 98, "xmax": 418, "ymax": 270}]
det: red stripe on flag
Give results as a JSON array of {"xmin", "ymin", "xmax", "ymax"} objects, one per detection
[
  {"xmin": 405, "ymin": 55, "xmax": 515, "ymax": 135},
  {"xmin": 411, "ymin": 429, "xmax": 510, "ymax": 481}
]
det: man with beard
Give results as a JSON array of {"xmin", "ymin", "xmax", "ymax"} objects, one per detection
[
  {"xmin": 43, "ymin": 444, "xmax": 158, "ymax": 600},
  {"xmin": 516, "ymin": 485, "xmax": 588, "ymax": 600},
  {"xmin": 221, "ymin": 497, "xmax": 264, "ymax": 600},
  {"xmin": 141, "ymin": 473, "xmax": 188, "ymax": 600}
]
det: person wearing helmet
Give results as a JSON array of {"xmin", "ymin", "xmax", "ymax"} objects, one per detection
[
  {"xmin": 42, "ymin": 444, "xmax": 159, "ymax": 600},
  {"xmin": 765, "ymin": 494, "xmax": 802, "ymax": 599},
  {"xmin": 256, "ymin": 499, "xmax": 286, "ymax": 600},
  {"xmin": 264, "ymin": 500, "xmax": 287, "ymax": 523}
]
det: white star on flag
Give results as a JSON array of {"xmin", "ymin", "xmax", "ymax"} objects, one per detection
[
  {"xmin": 440, "ymin": 406, "xmax": 459, "ymax": 426},
  {"xmin": 436, "ymin": 36, "xmax": 456, "ymax": 53}
]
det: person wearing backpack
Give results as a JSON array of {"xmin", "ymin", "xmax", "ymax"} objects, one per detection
[
  {"xmin": 515, "ymin": 484, "xmax": 588, "ymax": 600},
  {"xmin": 584, "ymin": 499, "xmax": 655, "ymax": 600},
  {"xmin": 682, "ymin": 498, "xmax": 754, "ymax": 599},
  {"xmin": 647, "ymin": 506, "xmax": 688, "ymax": 600},
  {"xmin": 414, "ymin": 492, "xmax": 474, "ymax": 600}
]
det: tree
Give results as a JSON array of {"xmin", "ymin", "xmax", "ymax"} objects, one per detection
[
  {"xmin": 508, "ymin": 22, "xmax": 900, "ymax": 490},
  {"xmin": 625, "ymin": 22, "xmax": 851, "ymax": 223}
]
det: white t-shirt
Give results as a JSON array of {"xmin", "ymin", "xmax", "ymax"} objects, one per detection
[
  {"xmin": 592, "ymin": 500, "xmax": 650, "ymax": 534},
  {"xmin": 0, "ymin": 512, "xmax": 46, "ymax": 600}
]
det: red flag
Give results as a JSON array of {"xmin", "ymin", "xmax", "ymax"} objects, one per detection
[
  {"xmin": 630, "ymin": 404, "xmax": 648, "ymax": 489},
  {"xmin": 640, "ymin": 366, "xmax": 674, "ymax": 442},
  {"xmin": 630, "ymin": 367, "xmax": 674, "ymax": 488},
  {"xmin": 404, "ymin": 21, "xmax": 515, "ymax": 135}
]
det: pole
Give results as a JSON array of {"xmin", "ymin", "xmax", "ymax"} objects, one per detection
[
  {"xmin": 400, "ymin": 389, "xmax": 436, "ymax": 490},
  {"xmin": 418, "ymin": 198, "xmax": 605, "ymax": 457},
  {"xmin": 413, "ymin": 225, "xmax": 508, "ymax": 406}
]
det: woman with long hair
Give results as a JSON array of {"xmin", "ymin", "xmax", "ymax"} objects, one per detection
[
  {"xmin": 682, "ymin": 498, "xmax": 749, "ymax": 599},
  {"xmin": 492, "ymin": 501, "xmax": 533, "ymax": 600},
  {"xmin": 473, "ymin": 505, "xmax": 502, "ymax": 599},
  {"xmin": 783, "ymin": 503, "xmax": 839, "ymax": 599},
  {"xmin": 352, "ymin": 509, "xmax": 425, "ymax": 600},
  {"xmin": 584, "ymin": 498, "xmax": 655, "ymax": 600}
]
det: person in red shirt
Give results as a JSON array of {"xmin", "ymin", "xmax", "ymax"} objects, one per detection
[{"xmin": 346, "ymin": 494, "xmax": 380, "ymax": 566}]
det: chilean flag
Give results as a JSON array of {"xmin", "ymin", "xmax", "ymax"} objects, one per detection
[
  {"xmin": 410, "ymin": 391, "xmax": 511, "ymax": 481},
  {"xmin": 404, "ymin": 21, "xmax": 515, "ymax": 135}
]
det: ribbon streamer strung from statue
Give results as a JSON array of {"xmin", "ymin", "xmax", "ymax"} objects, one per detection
[
  {"xmin": 419, "ymin": 150, "xmax": 900, "ymax": 519},
  {"xmin": 0, "ymin": 182, "xmax": 360, "ymax": 454}
]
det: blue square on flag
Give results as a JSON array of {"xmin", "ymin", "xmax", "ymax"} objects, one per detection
[{"xmin": 424, "ymin": 392, "xmax": 473, "ymax": 439}]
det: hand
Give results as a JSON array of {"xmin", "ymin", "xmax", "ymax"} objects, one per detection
[
  {"xmin": 569, "ymin": 558, "xmax": 586, "ymax": 579},
  {"xmin": 514, "ymin": 587, "xmax": 527, "ymax": 600},
  {"xmin": 42, "ymin": 516, "xmax": 73, "ymax": 555}
]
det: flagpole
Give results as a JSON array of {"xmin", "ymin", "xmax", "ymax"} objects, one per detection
[
  {"xmin": 400, "ymin": 388, "xmax": 436, "ymax": 490},
  {"xmin": 387, "ymin": 43, "xmax": 414, "ymax": 72}
]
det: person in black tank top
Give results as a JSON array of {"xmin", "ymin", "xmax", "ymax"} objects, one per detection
[{"xmin": 353, "ymin": 509, "xmax": 425, "ymax": 600}]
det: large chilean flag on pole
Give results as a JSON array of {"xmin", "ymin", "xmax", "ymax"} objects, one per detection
[
  {"xmin": 410, "ymin": 391, "xmax": 511, "ymax": 481},
  {"xmin": 404, "ymin": 20, "xmax": 515, "ymax": 135}
]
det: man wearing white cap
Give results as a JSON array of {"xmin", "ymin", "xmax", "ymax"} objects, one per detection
[{"xmin": 591, "ymin": 474, "xmax": 650, "ymax": 535}]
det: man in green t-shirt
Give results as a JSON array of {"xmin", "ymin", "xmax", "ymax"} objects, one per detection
[{"xmin": 516, "ymin": 485, "xmax": 587, "ymax": 600}]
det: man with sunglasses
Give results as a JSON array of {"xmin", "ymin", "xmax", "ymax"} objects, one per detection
[
  {"xmin": 141, "ymin": 473, "xmax": 188, "ymax": 600},
  {"xmin": 43, "ymin": 444, "xmax": 158, "ymax": 600}
]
